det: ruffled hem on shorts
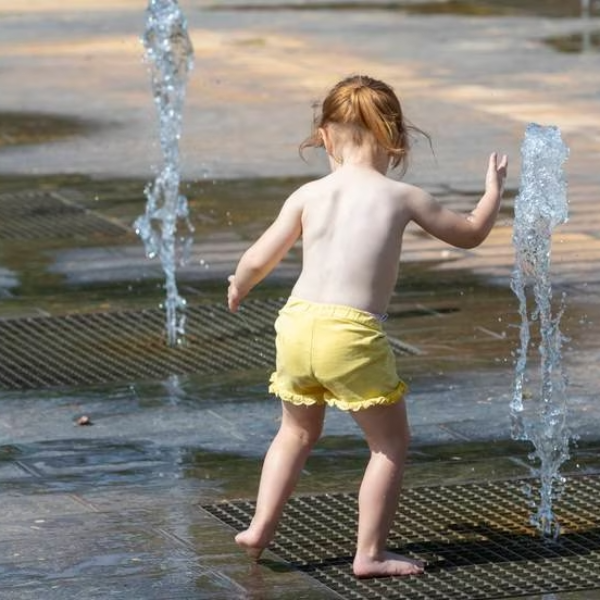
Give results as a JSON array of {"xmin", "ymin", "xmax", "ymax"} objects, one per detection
[
  {"xmin": 268, "ymin": 377, "xmax": 408, "ymax": 412},
  {"xmin": 326, "ymin": 387, "xmax": 407, "ymax": 412},
  {"xmin": 268, "ymin": 379, "xmax": 322, "ymax": 407}
]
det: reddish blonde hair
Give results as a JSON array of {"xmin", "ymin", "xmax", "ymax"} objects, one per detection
[{"xmin": 300, "ymin": 75, "xmax": 428, "ymax": 173}]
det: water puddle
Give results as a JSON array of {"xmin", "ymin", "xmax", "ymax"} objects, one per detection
[
  {"xmin": 0, "ymin": 173, "xmax": 308, "ymax": 315},
  {"xmin": 207, "ymin": 0, "xmax": 600, "ymax": 54},
  {"xmin": 0, "ymin": 112, "xmax": 103, "ymax": 150},
  {"xmin": 544, "ymin": 29, "xmax": 600, "ymax": 53},
  {"xmin": 208, "ymin": 0, "xmax": 593, "ymax": 18},
  {"xmin": 0, "ymin": 173, "xmax": 512, "ymax": 314}
]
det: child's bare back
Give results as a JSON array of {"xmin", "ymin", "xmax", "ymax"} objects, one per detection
[
  {"xmin": 282, "ymin": 150, "xmax": 506, "ymax": 317},
  {"xmin": 226, "ymin": 75, "xmax": 507, "ymax": 579},
  {"xmin": 291, "ymin": 165, "xmax": 412, "ymax": 315}
]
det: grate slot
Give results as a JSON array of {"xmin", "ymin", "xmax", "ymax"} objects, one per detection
[
  {"xmin": 203, "ymin": 475, "xmax": 600, "ymax": 600},
  {"xmin": 0, "ymin": 190, "xmax": 130, "ymax": 239}
]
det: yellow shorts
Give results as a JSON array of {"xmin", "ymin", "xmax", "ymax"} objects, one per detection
[{"xmin": 268, "ymin": 297, "xmax": 408, "ymax": 411}]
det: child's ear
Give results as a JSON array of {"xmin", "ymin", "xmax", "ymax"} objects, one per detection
[
  {"xmin": 317, "ymin": 126, "xmax": 326, "ymax": 147},
  {"xmin": 319, "ymin": 126, "xmax": 331, "ymax": 151}
]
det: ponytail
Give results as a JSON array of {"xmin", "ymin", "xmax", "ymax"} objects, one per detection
[{"xmin": 300, "ymin": 75, "xmax": 430, "ymax": 174}]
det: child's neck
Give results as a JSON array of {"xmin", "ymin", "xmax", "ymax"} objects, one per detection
[
  {"xmin": 330, "ymin": 144, "xmax": 390, "ymax": 175},
  {"xmin": 331, "ymin": 151, "xmax": 389, "ymax": 175}
]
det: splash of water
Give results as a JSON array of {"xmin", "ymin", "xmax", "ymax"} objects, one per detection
[
  {"xmin": 510, "ymin": 123, "xmax": 570, "ymax": 539},
  {"xmin": 134, "ymin": 0, "xmax": 195, "ymax": 346}
]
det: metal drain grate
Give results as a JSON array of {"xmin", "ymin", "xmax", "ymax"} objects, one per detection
[
  {"xmin": 203, "ymin": 475, "xmax": 600, "ymax": 600},
  {"xmin": 0, "ymin": 298, "xmax": 415, "ymax": 390},
  {"xmin": 0, "ymin": 190, "xmax": 129, "ymax": 239}
]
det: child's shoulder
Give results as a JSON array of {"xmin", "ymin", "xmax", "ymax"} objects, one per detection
[
  {"xmin": 282, "ymin": 176, "xmax": 329, "ymax": 211},
  {"xmin": 382, "ymin": 177, "xmax": 426, "ymax": 201},
  {"xmin": 292, "ymin": 173, "xmax": 334, "ymax": 198}
]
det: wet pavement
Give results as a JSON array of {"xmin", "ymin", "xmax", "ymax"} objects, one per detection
[{"xmin": 1, "ymin": 1, "xmax": 600, "ymax": 598}]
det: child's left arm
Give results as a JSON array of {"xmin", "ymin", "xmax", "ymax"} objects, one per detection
[
  {"xmin": 408, "ymin": 153, "xmax": 508, "ymax": 249},
  {"xmin": 227, "ymin": 191, "xmax": 304, "ymax": 312}
]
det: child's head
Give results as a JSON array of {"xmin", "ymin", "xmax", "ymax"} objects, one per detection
[{"xmin": 300, "ymin": 75, "xmax": 427, "ymax": 173}]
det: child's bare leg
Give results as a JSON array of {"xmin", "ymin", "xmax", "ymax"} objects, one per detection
[
  {"xmin": 236, "ymin": 401, "xmax": 325, "ymax": 560},
  {"xmin": 350, "ymin": 400, "xmax": 424, "ymax": 577}
]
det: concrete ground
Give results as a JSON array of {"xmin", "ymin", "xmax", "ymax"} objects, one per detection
[{"xmin": 1, "ymin": 1, "xmax": 600, "ymax": 598}]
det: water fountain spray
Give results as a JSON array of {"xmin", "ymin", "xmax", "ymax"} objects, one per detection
[
  {"xmin": 511, "ymin": 123, "xmax": 571, "ymax": 538},
  {"xmin": 135, "ymin": 0, "xmax": 195, "ymax": 346}
]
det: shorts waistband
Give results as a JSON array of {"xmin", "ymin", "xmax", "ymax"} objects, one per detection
[{"xmin": 282, "ymin": 297, "xmax": 387, "ymax": 324}]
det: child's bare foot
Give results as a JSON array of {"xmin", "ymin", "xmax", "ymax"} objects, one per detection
[
  {"xmin": 235, "ymin": 528, "xmax": 270, "ymax": 561},
  {"xmin": 353, "ymin": 551, "xmax": 425, "ymax": 578}
]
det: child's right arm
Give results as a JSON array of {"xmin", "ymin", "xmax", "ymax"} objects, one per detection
[
  {"xmin": 227, "ymin": 190, "xmax": 304, "ymax": 312},
  {"xmin": 408, "ymin": 152, "xmax": 508, "ymax": 249}
]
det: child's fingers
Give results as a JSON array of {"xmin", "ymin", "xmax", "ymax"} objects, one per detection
[
  {"xmin": 490, "ymin": 152, "xmax": 508, "ymax": 172},
  {"xmin": 227, "ymin": 275, "xmax": 239, "ymax": 312},
  {"xmin": 227, "ymin": 293, "xmax": 239, "ymax": 313},
  {"xmin": 487, "ymin": 153, "xmax": 508, "ymax": 183}
]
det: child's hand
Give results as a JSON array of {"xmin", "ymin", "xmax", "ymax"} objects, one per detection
[
  {"xmin": 227, "ymin": 275, "xmax": 242, "ymax": 313},
  {"xmin": 485, "ymin": 152, "xmax": 509, "ymax": 195}
]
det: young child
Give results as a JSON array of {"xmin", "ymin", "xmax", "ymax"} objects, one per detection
[{"xmin": 227, "ymin": 74, "xmax": 508, "ymax": 578}]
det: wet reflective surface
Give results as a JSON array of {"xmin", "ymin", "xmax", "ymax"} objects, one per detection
[
  {"xmin": 0, "ymin": 162, "xmax": 597, "ymax": 595},
  {"xmin": 2, "ymin": 0, "xmax": 600, "ymax": 596},
  {"xmin": 545, "ymin": 29, "xmax": 600, "ymax": 53},
  {"xmin": 2, "ymin": 370, "xmax": 600, "ymax": 598},
  {"xmin": 208, "ymin": 0, "xmax": 596, "ymax": 18},
  {"xmin": 0, "ymin": 112, "xmax": 98, "ymax": 150},
  {"xmin": 1, "ymin": 159, "xmax": 600, "ymax": 595},
  {"xmin": 0, "ymin": 177, "xmax": 600, "ymax": 600}
]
